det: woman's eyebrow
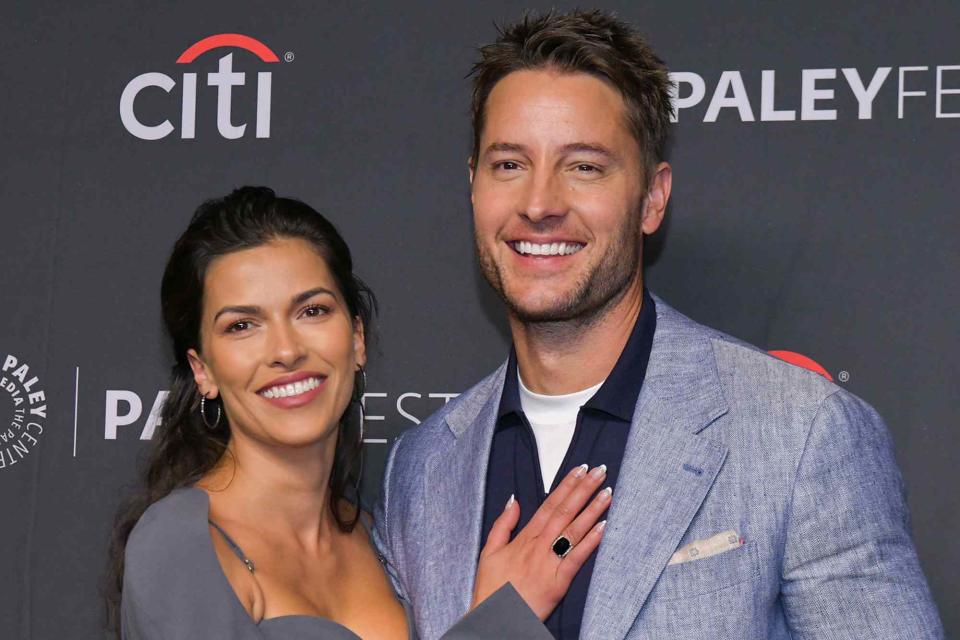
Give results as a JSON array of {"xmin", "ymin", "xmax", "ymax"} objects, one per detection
[
  {"xmin": 212, "ymin": 288, "xmax": 337, "ymax": 322},
  {"xmin": 291, "ymin": 287, "xmax": 337, "ymax": 306},
  {"xmin": 213, "ymin": 304, "xmax": 262, "ymax": 322}
]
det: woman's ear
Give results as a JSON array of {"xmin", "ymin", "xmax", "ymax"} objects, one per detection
[
  {"xmin": 353, "ymin": 317, "xmax": 367, "ymax": 369},
  {"xmin": 187, "ymin": 348, "xmax": 218, "ymax": 399}
]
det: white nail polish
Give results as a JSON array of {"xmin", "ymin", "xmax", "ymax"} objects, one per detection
[
  {"xmin": 599, "ymin": 487, "xmax": 613, "ymax": 501},
  {"xmin": 597, "ymin": 520, "xmax": 607, "ymax": 533},
  {"xmin": 504, "ymin": 494, "xmax": 515, "ymax": 511},
  {"xmin": 590, "ymin": 464, "xmax": 607, "ymax": 479},
  {"xmin": 573, "ymin": 463, "xmax": 589, "ymax": 478}
]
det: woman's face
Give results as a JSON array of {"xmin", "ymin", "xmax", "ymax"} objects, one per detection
[{"xmin": 187, "ymin": 237, "xmax": 365, "ymax": 449}]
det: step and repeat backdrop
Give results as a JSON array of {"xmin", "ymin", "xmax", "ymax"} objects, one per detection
[{"xmin": 2, "ymin": 1, "xmax": 957, "ymax": 637}]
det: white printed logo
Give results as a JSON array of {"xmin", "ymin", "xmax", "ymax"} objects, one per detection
[
  {"xmin": 102, "ymin": 388, "xmax": 459, "ymax": 443},
  {"xmin": 670, "ymin": 65, "xmax": 960, "ymax": 122},
  {"xmin": 120, "ymin": 33, "xmax": 280, "ymax": 140},
  {"xmin": 1, "ymin": 354, "xmax": 47, "ymax": 470}
]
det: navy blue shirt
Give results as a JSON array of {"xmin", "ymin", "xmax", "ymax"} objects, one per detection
[{"xmin": 480, "ymin": 291, "xmax": 657, "ymax": 640}]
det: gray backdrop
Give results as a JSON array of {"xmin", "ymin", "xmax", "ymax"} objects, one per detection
[{"xmin": 2, "ymin": 1, "xmax": 957, "ymax": 638}]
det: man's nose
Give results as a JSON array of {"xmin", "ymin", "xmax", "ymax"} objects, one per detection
[{"xmin": 520, "ymin": 170, "xmax": 567, "ymax": 223}]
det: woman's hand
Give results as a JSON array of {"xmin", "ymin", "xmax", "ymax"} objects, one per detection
[{"xmin": 471, "ymin": 464, "xmax": 612, "ymax": 620}]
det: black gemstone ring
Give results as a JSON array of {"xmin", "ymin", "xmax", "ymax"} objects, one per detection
[{"xmin": 551, "ymin": 534, "xmax": 573, "ymax": 559}]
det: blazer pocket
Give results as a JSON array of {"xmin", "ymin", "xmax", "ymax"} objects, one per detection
[{"xmin": 649, "ymin": 541, "xmax": 760, "ymax": 602}]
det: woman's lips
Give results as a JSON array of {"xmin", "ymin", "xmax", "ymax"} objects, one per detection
[{"xmin": 257, "ymin": 375, "xmax": 326, "ymax": 409}]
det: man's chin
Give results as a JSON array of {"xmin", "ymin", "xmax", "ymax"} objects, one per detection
[{"xmin": 504, "ymin": 295, "xmax": 581, "ymax": 324}]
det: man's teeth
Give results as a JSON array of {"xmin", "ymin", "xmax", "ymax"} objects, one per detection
[
  {"xmin": 260, "ymin": 377, "xmax": 323, "ymax": 399},
  {"xmin": 513, "ymin": 241, "xmax": 584, "ymax": 256}
]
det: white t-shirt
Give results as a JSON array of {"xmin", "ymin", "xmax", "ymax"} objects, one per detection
[{"xmin": 518, "ymin": 372, "xmax": 604, "ymax": 492}]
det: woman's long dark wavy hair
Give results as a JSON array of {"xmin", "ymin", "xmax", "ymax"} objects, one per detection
[{"xmin": 103, "ymin": 186, "xmax": 376, "ymax": 636}]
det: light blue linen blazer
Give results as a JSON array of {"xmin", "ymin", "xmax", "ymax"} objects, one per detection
[{"xmin": 373, "ymin": 295, "xmax": 943, "ymax": 639}]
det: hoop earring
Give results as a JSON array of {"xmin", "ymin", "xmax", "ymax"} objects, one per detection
[
  {"xmin": 200, "ymin": 393, "xmax": 221, "ymax": 430},
  {"xmin": 355, "ymin": 401, "xmax": 366, "ymax": 499},
  {"xmin": 358, "ymin": 397, "xmax": 365, "ymax": 446},
  {"xmin": 355, "ymin": 368, "xmax": 367, "ymax": 499},
  {"xmin": 358, "ymin": 367, "xmax": 367, "ymax": 446}
]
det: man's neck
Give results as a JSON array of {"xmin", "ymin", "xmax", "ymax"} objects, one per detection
[{"xmin": 510, "ymin": 277, "xmax": 644, "ymax": 395}]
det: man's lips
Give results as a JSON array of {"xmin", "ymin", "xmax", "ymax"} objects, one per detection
[
  {"xmin": 509, "ymin": 240, "xmax": 585, "ymax": 257},
  {"xmin": 257, "ymin": 372, "xmax": 327, "ymax": 400}
]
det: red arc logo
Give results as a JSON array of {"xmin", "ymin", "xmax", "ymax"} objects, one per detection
[
  {"xmin": 176, "ymin": 34, "xmax": 279, "ymax": 64},
  {"xmin": 768, "ymin": 350, "xmax": 833, "ymax": 382}
]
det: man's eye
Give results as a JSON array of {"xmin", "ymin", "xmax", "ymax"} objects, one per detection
[
  {"xmin": 576, "ymin": 164, "xmax": 599, "ymax": 172},
  {"xmin": 495, "ymin": 161, "xmax": 520, "ymax": 171}
]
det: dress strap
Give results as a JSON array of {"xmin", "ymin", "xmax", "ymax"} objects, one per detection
[{"xmin": 208, "ymin": 519, "xmax": 256, "ymax": 573}]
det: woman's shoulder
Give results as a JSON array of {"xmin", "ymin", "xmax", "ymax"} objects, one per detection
[
  {"xmin": 125, "ymin": 487, "xmax": 210, "ymax": 583},
  {"xmin": 121, "ymin": 488, "xmax": 263, "ymax": 638}
]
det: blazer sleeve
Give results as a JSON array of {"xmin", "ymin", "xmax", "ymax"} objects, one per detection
[
  {"xmin": 437, "ymin": 584, "xmax": 552, "ymax": 640},
  {"xmin": 372, "ymin": 432, "xmax": 410, "ymax": 604},
  {"xmin": 780, "ymin": 390, "xmax": 944, "ymax": 639}
]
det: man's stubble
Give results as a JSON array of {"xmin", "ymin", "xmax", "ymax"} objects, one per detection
[{"xmin": 474, "ymin": 210, "xmax": 644, "ymax": 332}]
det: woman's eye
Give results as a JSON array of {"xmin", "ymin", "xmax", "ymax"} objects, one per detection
[
  {"xmin": 226, "ymin": 320, "xmax": 251, "ymax": 333},
  {"xmin": 302, "ymin": 304, "xmax": 329, "ymax": 318}
]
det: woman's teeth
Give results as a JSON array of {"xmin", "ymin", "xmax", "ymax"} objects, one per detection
[
  {"xmin": 259, "ymin": 377, "xmax": 323, "ymax": 399},
  {"xmin": 513, "ymin": 241, "xmax": 584, "ymax": 256}
]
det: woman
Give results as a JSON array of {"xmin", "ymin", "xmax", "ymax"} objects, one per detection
[{"xmin": 105, "ymin": 187, "xmax": 611, "ymax": 639}]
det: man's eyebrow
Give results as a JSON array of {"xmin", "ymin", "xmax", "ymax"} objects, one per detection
[
  {"xmin": 560, "ymin": 142, "xmax": 616, "ymax": 158},
  {"xmin": 482, "ymin": 142, "xmax": 617, "ymax": 159},
  {"xmin": 483, "ymin": 142, "xmax": 527, "ymax": 155},
  {"xmin": 212, "ymin": 287, "xmax": 337, "ymax": 322}
]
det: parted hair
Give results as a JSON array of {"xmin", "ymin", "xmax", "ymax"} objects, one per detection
[{"xmin": 469, "ymin": 9, "xmax": 673, "ymax": 180}]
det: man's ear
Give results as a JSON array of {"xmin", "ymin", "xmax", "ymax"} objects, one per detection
[
  {"xmin": 187, "ymin": 348, "xmax": 218, "ymax": 399},
  {"xmin": 353, "ymin": 317, "xmax": 367, "ymax": 370},
  {"xmin": 468, "ymin": 155, "xmax": 476, "ymax": 206},
  {"xmin": 641, "ymin": 162, "xmax": 672, "ymax": 235}
]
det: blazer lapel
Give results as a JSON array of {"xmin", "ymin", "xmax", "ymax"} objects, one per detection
[
  {"xmin": 420, "ymin": 364, "xmax": 507, "ymax": 638},
  {"xmin": 581, "ymin": 300, "xmax": 730, "ymax": 640}
]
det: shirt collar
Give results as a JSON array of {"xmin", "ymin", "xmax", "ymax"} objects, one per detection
[
  {"xmin": 583, "ymin": 289, "xmax": 657, "ymax": 421},
  {"xmin": 496, "ymin": 289, "xmax": 657, "ymax": 424},
  {"xmin": 497, "ymin": 348, "xmax": 523, "ymax": 422}
]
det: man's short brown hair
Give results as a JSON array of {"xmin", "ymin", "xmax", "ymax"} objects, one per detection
[{"xmin": 469, "ymin": 9, "xmax": 673, "ymax": 181}]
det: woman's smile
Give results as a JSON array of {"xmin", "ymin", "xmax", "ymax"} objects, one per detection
[{"xmin": 257, "ymin": 372, "xmax": 327, "ymax": 408}]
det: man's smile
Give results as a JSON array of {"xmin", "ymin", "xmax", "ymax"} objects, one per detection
[{"xmin": 509, "ymin": 240, "xmax": 585, "ymax": 256}]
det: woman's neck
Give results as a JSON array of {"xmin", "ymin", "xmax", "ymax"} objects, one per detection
[{"xmin": 199, "ymin": 430, "xmax": 342, "ymax": 551}]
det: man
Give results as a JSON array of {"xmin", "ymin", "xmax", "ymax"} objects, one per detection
[{"xmin": 374, "ymin": 10, "xmax": 943, "ymax": 640}]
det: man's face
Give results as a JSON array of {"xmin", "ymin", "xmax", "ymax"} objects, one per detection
[{"xmin": 471, "ymin": 69, "xmax": 668, "ymax": 324}]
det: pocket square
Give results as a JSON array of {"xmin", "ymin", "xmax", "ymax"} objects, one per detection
[{"xmin": 668, "ymin": 529, "xmax": 744, "ymax": 566}]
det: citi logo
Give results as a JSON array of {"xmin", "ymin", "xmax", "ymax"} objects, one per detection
[{"xmin": 120, "ymin": 33, "xmax": 280, "ymax": 140}]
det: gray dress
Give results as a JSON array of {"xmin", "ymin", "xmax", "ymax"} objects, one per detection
[{"xmin": 121, "ymin": 487, "xmax": 550, "ymax": 640}]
